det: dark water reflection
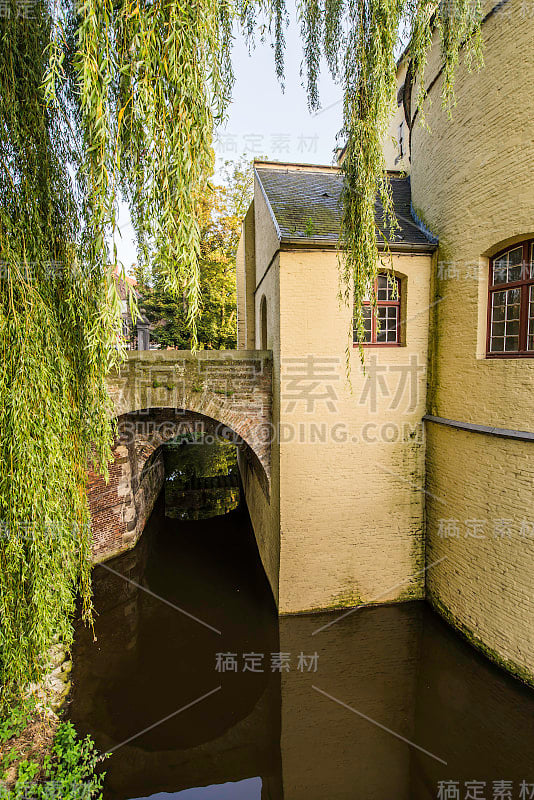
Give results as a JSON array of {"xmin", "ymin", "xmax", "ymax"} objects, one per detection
[
  {"xmin": 70, "ymin": 493, "xmax": 534, "ymax": 800},
  {"xmin": 163, "ymin": 439, "xmax": 240, "ymax": 520}
]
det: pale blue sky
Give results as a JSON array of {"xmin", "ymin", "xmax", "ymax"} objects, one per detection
[
  {"xmin": 213, "ymin": 9, "xmax": 343, "ymax": 170},
  {"xmin": 114, "ymin": 6, "xmax": 344, "ymax": 270}
]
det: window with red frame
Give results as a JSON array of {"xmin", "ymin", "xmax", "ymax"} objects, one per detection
[
  {"xmin": 487, "ymin": 240, "xmax": 534, "ymax": 357},
  {"xmin": 354, "ymin": 273, "xmax": 401, "ymax": 346}
]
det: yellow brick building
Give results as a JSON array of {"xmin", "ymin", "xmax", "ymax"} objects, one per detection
[
  {"xmin": 237, "ymin": 0, "xmax": 534, "ymax": 685},
  {"xmin": 237, "ymin": 164, "xmax": 435, "ymax": 616},
  {"xmin": 409, "ymin": 0, "xmax": 534, "ymax": 685}
]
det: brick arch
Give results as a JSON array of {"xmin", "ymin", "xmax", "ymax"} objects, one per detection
[
  {"xmin": 118, "ymin": 407, "xmax": 270, "ymax": 494},
  {"xmin": 91, "ymin": 351, "xmax": 272, "ymax": 563},
  {"xmin": 107, "ymin": 351, "xmax": 272, "ymax": 484}
]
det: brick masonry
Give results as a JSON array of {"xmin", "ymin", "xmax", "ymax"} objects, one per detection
[
  {"xmin": 89, "ymin": 351, "xmax": 272, "ymax": 562},
  {"xmin": 409, "ymin": 0, "xmax": 534, "ymax": 683}
]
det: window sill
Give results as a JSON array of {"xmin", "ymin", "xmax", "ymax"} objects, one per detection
[
  {"xmin": 486, "ymin": 352, "xmax": 534, "ymax": 359},
  {"xmin": 353, "ymin": 343, "xmax": 402, "ymax": 348}
]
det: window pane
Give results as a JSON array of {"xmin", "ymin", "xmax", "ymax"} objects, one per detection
[
  {"xmin": 509, "ymin": 246, "xmax": 523, "ymax": 265},
  {"xmin": 386, "ymin": 308, "xmax": 397, "ymax": 342},
  {"xmin": 493, "ymin": 259, "xmax": 508, "ymax": 285},
  {"xmin": 492, "ymin": 291, "xmax": 506, "ymax": 313},
  {"xmin": 509, "ymin": 265, "xmax": 523, "ymax": 283},
  {"xmin": 377, "ymin": 274, "xmax": 398, "ymax": 300},
  {"xmin": 377, "ymin": 307, "xmax": 386, "ymax": 341},
  {"xmin": 354, "ymin": 306, "xmax": 372, "ymax": 343},
  {"xmin": 492, "ymin": 302, "xmax": 506, "ymax": 322},
  {"xmin": 493, "ymin": 246, "xmax": 523, "ymax": 285},
  {"xmin": 490, "ymin": 289, "xmax": 520, "ymax": 352},
  {"xmin": 508, "ymin": 246, "xmax": 523, "ymax": 282},
  {"xmin": 505, "ymin": 336, "xmax": 519, "ymax": 352},
  {"xmin": 506, "ymin": 288, "xmax": 521, "ymax": 315},
  {"xmin": 377, "ymin": 275, "xmax": 389, "ymax": 301},
  {"xmin": 531, "ymin": 244, "xmax": 534, "ymax": 279},
  {"xmin": 362, "ymin": 282, "xmax": 373, "ymax": 302},
  {"xmin": 377, "ymin": 306, "xmax": 398, "ymax": 343}
]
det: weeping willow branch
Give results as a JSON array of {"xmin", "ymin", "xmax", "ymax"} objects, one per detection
[
  {"xmin": 293, "ymin": 0, "xmax": 483, "ymax": 355},
  {"xmin": 1, "ymin": 0, "xmax": 483, "ymax": 709},
  {"xmin": 0, "ymin": 0, "xmax": 123, "ymax": 707},
  {"xmin": 47, "ymin": 0, "xmax": 483, "ymax": 364},
  {"xmin": 48, "ymin": 0, "xmax": 238, "ymax": 346}
]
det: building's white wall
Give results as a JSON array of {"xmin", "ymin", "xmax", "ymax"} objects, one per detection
[{"xmin": 383, "ymin": 61, "xmax": 410, "ymax": 172}]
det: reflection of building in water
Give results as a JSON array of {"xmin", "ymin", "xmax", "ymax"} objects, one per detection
[
  {"xmin": 279, "ymin": 605, "xmax": 422, "ymax": 800},
  {"xmin": 279, "ymin": 604, "xmax": 534, "ymax": 800},
  {"xmin": 72, "ymin": 523, "xmax": 534, "ymax": 800},
  {"xmin": 70, "ymin": 497, "xmax": 283, "ymax": 800}
]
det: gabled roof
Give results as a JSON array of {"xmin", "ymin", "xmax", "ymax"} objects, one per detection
[{"xmin": 254, "ymin": 161, "xmax": 437, "ymax": 252}]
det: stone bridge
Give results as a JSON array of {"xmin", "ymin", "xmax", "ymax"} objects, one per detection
[{"xmin": 89, "ymin": 351, "xmax": 272, "ymax": 562}]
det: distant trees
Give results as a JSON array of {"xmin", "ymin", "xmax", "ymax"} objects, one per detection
[{"xmin": 136, "ymin": 159, "xmax": 253, "ymax": 350}]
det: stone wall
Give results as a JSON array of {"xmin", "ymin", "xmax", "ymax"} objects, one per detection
[
  {"xmin": 90, "ymin": 352, "xmax": 273, "ymax": 565},
  {"xmin": 89, "ymin": 423, "xmax": 165, "ymax": 563},
  {"xmin": 410, "ymin": 0, "xmax": 534, "ymax": 682},
  {"xmin": 107, "ymin": 351, "xmax": 272, "ymax": 483}
]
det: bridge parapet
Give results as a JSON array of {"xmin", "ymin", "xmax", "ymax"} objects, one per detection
[
  {"xmin": 107, "ymin": 350, "xmax": 273, "ymax": 483},
  {"xmin": 91, "ymin": 351, "xmax": 273, "ymax": 563}
]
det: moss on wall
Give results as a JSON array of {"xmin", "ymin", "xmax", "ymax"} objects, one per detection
[{"xmin": 429, "ymin": 591, "xmax": 534, "ymax": 688}]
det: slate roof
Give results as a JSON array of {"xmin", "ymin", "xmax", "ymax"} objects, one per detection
[{"xmin": 254, "ymin": 162, "xmax": 437, "ymax": 251}]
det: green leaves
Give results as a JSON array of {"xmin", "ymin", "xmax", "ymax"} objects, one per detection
[
  {"xmin": 290, "ymin": 0, "xmax": 482, "ymax": 359},
  {"xmin": 138, "ymin": 158, "xmax": 251, "ymax": 350},
  {"xmin": 0, "ymin": 0, "xmax": 120, "ymax": 707},
  {"xmin": 7, "ymin": 721, "xmax": 106, "ymax": 800},
  {"xmin": 69, "ymin": 0, "xmax": 239, "ymax": 347}
]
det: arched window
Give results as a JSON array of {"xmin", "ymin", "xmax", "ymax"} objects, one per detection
[
  {"xmin": 260, "ymin": 296, "xmax": 268, "ymax": 350},
  {"xmin": 354, "ymin": 273, "xmax": 401, "ymax": 346},
  {"xmin": 487, "ymin": 240, "xmax": 534, "ymax": 357}
]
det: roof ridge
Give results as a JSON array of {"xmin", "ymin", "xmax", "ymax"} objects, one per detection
[{"xmin": 254, "ymin": 159, "xmax": 340, "ymax": 173}]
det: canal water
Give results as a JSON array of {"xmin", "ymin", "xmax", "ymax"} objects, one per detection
[{"xmin": 70, "ymin": 442, "xmax": 534, "ymax": 800}]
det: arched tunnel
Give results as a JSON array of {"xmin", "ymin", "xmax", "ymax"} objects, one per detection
[{"xmin": 88, "ymin": 406, "xmax": 270, "ymax": 564}]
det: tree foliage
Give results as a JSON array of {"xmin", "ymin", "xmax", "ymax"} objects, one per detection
[
  {"xmin": 137, "ymin": 159, "xmax": 253, "ymax": 350},
  {"xmin": 0, "ymin": 1, "xmax": 123, "ymax": 708},
  {"xmin": 0, "ymin": 0, "xmax": 483, "ymax": 709},
  {"xmin": 321, "ymin": 0, "xmax": 483, "ymax": 347}
]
